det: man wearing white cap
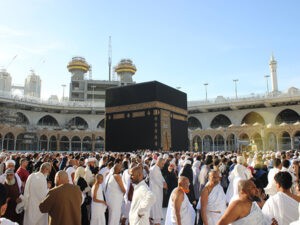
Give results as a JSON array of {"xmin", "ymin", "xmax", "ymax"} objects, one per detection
[
  {"xmin": 3, "ymin": 168, "xmax": 23, "ymax": 224},
  {"xmin": 85, "ymin": 157, "xmax": 96, "ymax": 186},
  {"xmin": 163, "ymin": 154, "xmax": 169, "ymax": 160},
  {"xmin": 275, "ymin": 151, "xmax": 281, "ymax": 159},
  {"xmin": 0, "ymin": 160, "xmax": 22, "ymax": 193}
]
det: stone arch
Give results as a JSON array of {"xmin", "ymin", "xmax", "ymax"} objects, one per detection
[
  {"xmin": 95, "ymin": 136, "xmax": 104, "ymax": 151},
  {"xmin": 67, "ymin": 117, "xmax": 88, "ymax": 130},
  {"xmin": 60, "ymin": 136, "xmax": 69, "ymax": 151},
  {"xmin": 214, "ymin": 134, "xmax": 225, "ymax": 151},
  {"xmin": 37, "ymin": 115, "xmax": 59, "ymax": 127},
  {"xmin": 188, "ymin": 117, "xmax": 202, "ymax": 130},
  {"xmin": 192, "ymin": 135, "xmax": 202, "ymax": 151},
  {"xmin": 83, "ymin": 136, "xmax": 92, "ymax": 151},
  {"xmin": 97, "ymin": 119, "xmax": 105, "ymax": 129},
  {"xmin": 16, "ymin": 112, "xmax": 29, "ymax": 125},
  {"xmin": 275, "ymin": 109, "xmax": 300, "ymax": 125},
  {"xmin": 211, "ymin": 114, "xmax": 232, "ymax": 128},
  {"xmin": 203, "ymin": 135, "xmax": 213, "ymax": 152},
  {"xmin": 239, "ymin": 133, "xmax": 249, "ymax": 140},
  {"xmin": 241, "ymin": 112, "xmax": 265, "ymax": 125},
  {"xmin": 71, "ymin": 136, "xmax": 81, "ymax": 151},
  {"xmin": 3, "ymin": 132, "xmax": 14, "ymax": 150}
]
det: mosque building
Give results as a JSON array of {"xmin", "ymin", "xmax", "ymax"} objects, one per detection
[
  {"xmin": 0, "ymin": 55, "xmax": 299, "ymax": 152},
  {"xmin": 188, "ymin": 55, "xmax": 300, "ymax": 152}
]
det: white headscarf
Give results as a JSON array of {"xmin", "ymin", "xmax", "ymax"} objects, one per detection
[{"xmin": 5, "ymin": 159, "xmax": 15, "ymax": 167}]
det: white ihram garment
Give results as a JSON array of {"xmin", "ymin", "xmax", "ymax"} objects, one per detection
[
  {"xmin": 150, "ymin": 164, "xmax": 165, "ymax": 224},
  {"xmin": 264, "ymin": 168, "xmax": 280, "ymax": 196},
  {"xmin": 205, "ymin": 184, "xmax": 227, "ymax": 225},
  {"xmin": 226, "ymin": 164, "xmax": 251, "ymax": 203},
  {"xmin": 262, "ymin": 192, "xmax": 300, "ymax": 225},
  {"xmin": 129, "ymin": 180, "xmax": 156, "ymax": 225},
  {"xmin": 105, "ymin": 174, "xmax": 124, "ymax": 225},
  {"xmin": 122, "ymin": 169, "xmax": 132, "ymax": 219},
  {"xmin": 91, "ymin": 184, "xmax": 107, "ymax": 225},
  {"xmin": 289, "ymin": 203, "xmax": 300, "ymax": 224},
  {"xmin": 23, "ymin": 172, "xmax": 48, "ymax": 225},
  {"xmin": 231, "ymin": 202, "xmax": 267, "ymax": 225},
  {"xmin": 0, "ymin": 218, "xmax": 18, "ymax": 225},
  {"xmin": 198, "ymin": 165, "xmax": 209, "ymax": 193},
  {"xmin": 84, "ymin": 166, "xmax": 94, "ymax": 186},
  {"xmin": 99, "ymin": 166, "xmax": 110, "ymax": 189},
  {"xmin": 66, "ymin": 166, "xmax": 76, "ymax": 184},
  {"xmin": 229, "ymin": 176, "xmax": 243, "ymax": 204},
  {"xmin": 165, "ymin": 190, "xmax": 195, "ymax": 225},
  {"xmin": 192, "ymin": 160, "xmax": 201, "ymax": 200}
]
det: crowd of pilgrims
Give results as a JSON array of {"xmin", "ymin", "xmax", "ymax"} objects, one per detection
[{"xmin": 0, "ymin": 149, "xmax": 299, "ymax": 225}]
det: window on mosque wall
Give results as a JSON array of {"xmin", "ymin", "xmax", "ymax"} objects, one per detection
[
  {"xmin": 241, "ymin": 112, "xmax": 265, "ymax": 125},
  {"xmin": 275, "ymin": 109, "xmax": 300, "ymax": 125},
  {"xmin": 211, "ymin": 114, "xmax": 231, "ymax": 128},
  {"xmin": 188, "ymin": 117, "xmax": 202, "ymax": 130}
]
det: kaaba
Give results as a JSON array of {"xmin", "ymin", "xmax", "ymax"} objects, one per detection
[{"xmin": 105, "ymin": 81, "xmax": 188, "ymax": 152}]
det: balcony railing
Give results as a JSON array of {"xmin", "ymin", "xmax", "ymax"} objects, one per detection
[
  {"xmin": 1, "ymin": 88, "xmax": 300, "ymax": 109},
  {"xmin": 188, "ymin": 89, "xmax": 300, "ymax": 107},
  {"xmin": 0, "ymin": 90, "xmax": 105, "ymax": 108}
]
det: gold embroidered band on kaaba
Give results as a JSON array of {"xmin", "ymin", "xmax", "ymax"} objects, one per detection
[{"xmin": 106, "ymin": 101, "xmax": 187, "ymax": 116}]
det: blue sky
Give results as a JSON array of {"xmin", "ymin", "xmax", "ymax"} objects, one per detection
[{"xmin": 1, "ymin": 0, "xmax": 300, "ymax": 100}]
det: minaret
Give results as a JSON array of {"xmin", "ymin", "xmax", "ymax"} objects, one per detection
[
  {"xmin": 114, "ymin": 59, "xmax": 137, "ymax": 84},
  {"xmin": 269, "ymin": 54, "xmax": 278, "ymax": 92},
  {"xmin": 67, "ymin": 56, "xmax": 91, "ymax": 101},
  {"xmin": 67, "ymin": 56, "xmax": 90, "ymax": 81}
]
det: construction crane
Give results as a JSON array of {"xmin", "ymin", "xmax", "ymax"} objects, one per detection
[
  {"xmin": 5, "ymin": 55, "xmax": 18, "ymax": 70},
  {"xmin": 108, "ymin": 36, "xmax": 112, "ymax": 81},
  {"xmin": 35, "ymin": 58, "xmax": 46, "ymax": 71}
]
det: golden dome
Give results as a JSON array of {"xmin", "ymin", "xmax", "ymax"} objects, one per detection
[
  {"xmin": 67, "ymin": 56, "xmax": 90, "ymax": 73},
  {"xmin": 114, "ymin": 59, "xmax": 137, "ymax": 74}
]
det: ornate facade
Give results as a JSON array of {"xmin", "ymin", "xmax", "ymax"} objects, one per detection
[
  {"xmin": 188, "ymin": 91, "xmax": 300, "ymax": 152},
  {"xmin": 1, "ymin": 55, "xmax": 299, "ymax": 152},
  {"xmin": 0, "ymin": 96, "xmax": 105, "ymax": 151}
]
